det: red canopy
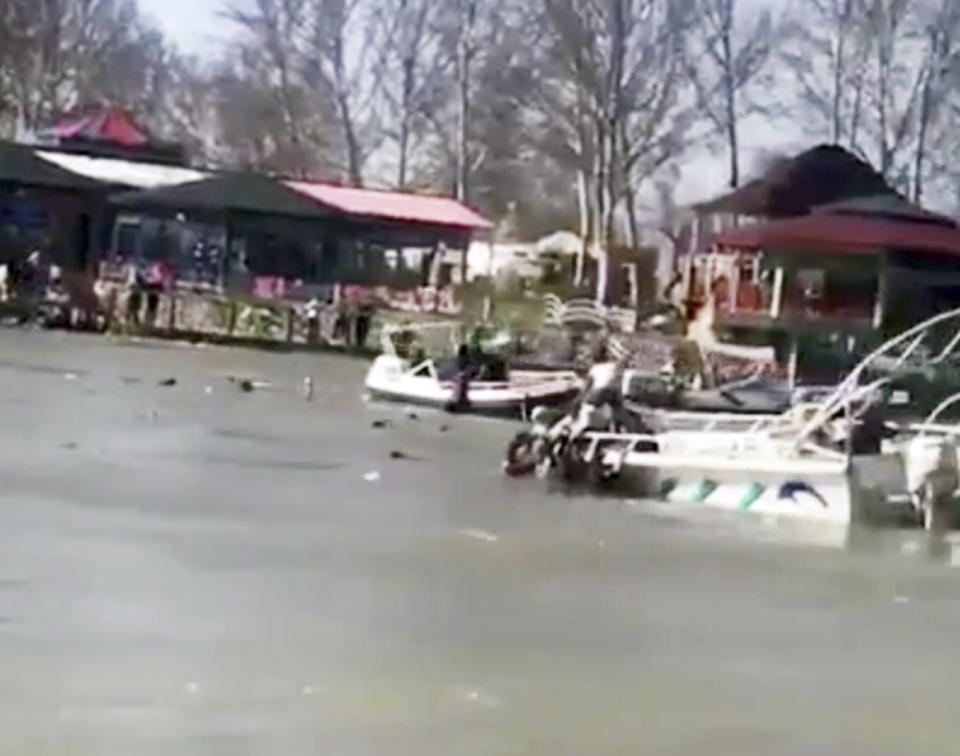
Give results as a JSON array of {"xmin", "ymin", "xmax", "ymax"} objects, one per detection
[
  {"xmin": 287, "ymin": 181, "xmax": 493, "ymax": 230},
  {"xmin": 713, "ymin": 209, "xmax": 960, "ymax": 258}
]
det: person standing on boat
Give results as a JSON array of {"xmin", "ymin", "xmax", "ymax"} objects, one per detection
[
  {"xmin": 450, "ymin": 343, "xmax": 473, "ymax": 412},
  {"xmin": 570, "ymin": 344, "xmax": 629, "ymax": 436}
]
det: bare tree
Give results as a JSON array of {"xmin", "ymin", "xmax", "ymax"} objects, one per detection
[
  {"xmin": 781, "ymin": 0, "xmax": 873, "ymax": 149},
  {"xmin": 373, "ymin": 0, "xmax": 445, "ymax": 187},
  {"xmin": 309, "ymin": 0, "xmax": 381, "ymax": 185},
  {"xmin": 535, "ymin": 0, "xmax": 691, "ymax": 303},
  {"xmin": 908, "ymin": 0, "xmax": 960, "ymax": 201},
  {"xmin": 684, "ymin": 0, "xmax": 773, "ymax": 188},
  {"xmin": 453, "ymin": 0, "xmax": 480, "ymax": 201}
]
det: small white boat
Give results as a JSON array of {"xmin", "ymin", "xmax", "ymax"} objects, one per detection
[{"xmin": 365, "ymin": 321, "xmax": 583, "ymax": 416}]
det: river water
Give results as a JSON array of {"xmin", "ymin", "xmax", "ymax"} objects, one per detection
[{"xmin": 0, "ymin": 329, "xmax": 957, "ymax": 754}]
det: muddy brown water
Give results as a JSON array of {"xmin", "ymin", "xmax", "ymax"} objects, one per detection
[{"xmin": 0, "ymin": 329, "xmax": 957, "ymax": 754}]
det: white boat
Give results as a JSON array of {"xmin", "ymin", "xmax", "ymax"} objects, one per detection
[
  {"xmin": 551, "ymin": 307, "xmax": 960, "ymax": 529},
  {"xmin": 365, "ymin": 321, "xmax": 583, "ymax": 416}
]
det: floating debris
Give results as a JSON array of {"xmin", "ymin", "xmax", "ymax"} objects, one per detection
[
  {"xmin": 448, "ymin": 685, "xmax": 503, "ymax": 708},
  {"xmin": 204, "ymin": 385, "xmax": 214, "ymax": 395},
  {"xmin": 185, "ymin": 682, "xmax": 201, "ymax": 695},
  {"xmin": 158, "ymin": 378, "xmax": 177, "ymax": 387},
  {"xmin": 63, "ymin": 372, "xmax": 78, "ymax": 382},
  {"xmin": 303, "ymin": 376, "xmax": 314, "ymax": 401},
  {"xmin": 60, "ymin": 442, "xmax": 78, "ymax": 451},
  {"xmin": 238, "ymin": 379, "xmax": 255, "ymax": 393},
  {"xmin": 407, "ymin": 412, "xmax": 420, "ymax": 421},
  {"xmin": 457, "ymin": 528, "xmax": 500, "ymax": 543},
  {"xmin": 439, "ymin": 424, "xmax": 450, "ymax": 433},
  {"xmin": 893, "ymin": 595, "xmax": 910, "ymax": 604},
  {"xmin": 371, "ymin": 419, "xmax": 393, "ymax": 429},
  {"xmin": 390, "ymin": 450, "xmax": 421, "ymax": 461},
  {"xmin": 363, "ymin": 471, "xmax": 381, "ymax": 482}
]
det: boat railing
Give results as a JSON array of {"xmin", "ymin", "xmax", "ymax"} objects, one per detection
[{"xmin": 793, "ymin": 305, "xmax": 960, "ymax": 451}]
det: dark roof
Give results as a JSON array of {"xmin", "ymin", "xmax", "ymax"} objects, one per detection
[
  {"xmin": 111, "ymin": 173, "xmax": 336, "ymax": 221},
  {"xmin": 693, "ymin": 145, "xmax": 896, "ymax": 218},
  {"xmin": 0, "ymin": 141, "xmax": 103, "ymax": 191},
  {"xmin": 813, "ymin": 194, "xmax": 956, "ymax": 227},
  {"xmin": 115, "ymin": 173, "xmax": 493, "ymax": 232},
  {"xmin": 712, "ymin": 211, "xmax": 960, "ymax": 258}
]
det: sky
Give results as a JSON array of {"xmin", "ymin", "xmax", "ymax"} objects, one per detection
[{"xmin": 138, "ymin": 0, "xmax": 228, "ymax": 54}]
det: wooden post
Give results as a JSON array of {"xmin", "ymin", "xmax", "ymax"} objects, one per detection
[
  {"xmin": 729, "ymin": 254, "xmax": 740, "ymax": 313},
  {"xmin": 787, "ymin": 332, "xmax": 799, "ymax": 391},
  {"xmin": 770, "ymin": 266, "xmax": 784, "ymax": 318},
  {"xmin": 227, "ymin": 299, "xmax": 237, "ymax": 336},
  {"xmin": 222, "ymin": 214, "xmax": 232, "ymax": 292},
  {"xmin": 286, "ymin": 305, "xmax": 295, "ymax": 343},
  {"xmin": 873, "ymin": 253, "xmax": 888, "ymax": 330}
]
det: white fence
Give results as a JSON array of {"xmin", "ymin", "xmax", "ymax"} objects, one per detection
[{"xmin": 543, "ymin": 294, "xmax": 636, "ymax": 334}]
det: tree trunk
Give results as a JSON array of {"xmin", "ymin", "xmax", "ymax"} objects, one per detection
[
  {"xmin": 455, "ymin": 0, "xmax": 477, "ymax": 202},
  {"xmin": 398, "ymin": 57, "xmax": 414, "ymax": 188},
  {"xmin": 338, "ymin": 90, "xmax": 363, "ymax": 186},
  {"xmin": 721, "ymin": 9, "xmax": 738, "ymax": 187},
  {"xmin": 913, "ymin": 73, "xmax": 932, "ymax": 202},
  {"xmin": 575, "ymin": 169, "xmax": 588, "ymax": 286}
]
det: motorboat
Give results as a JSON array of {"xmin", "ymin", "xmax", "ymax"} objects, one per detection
[
  {"xmin": 365, "ymin": 321, "xmax": 583, "ymax": 416},
  {"xmin": 623, "ymin": 370, "xmax": 836, "ymax": 416},
  {"xmin": 506, "ymin": 306, "xmax": 960, "ymax": 529}
]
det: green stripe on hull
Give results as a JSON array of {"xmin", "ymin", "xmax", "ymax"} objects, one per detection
[
  {"xmin": 692, "ymin": 479, "xmax": 717, "ymax": 504},
  {"xmin": 658, "ymin": 479, "xmax": 678, "ymax": 501},
  {"xmin": 739, "ymin": 483, "xmax": 765, "ymax": 510}
]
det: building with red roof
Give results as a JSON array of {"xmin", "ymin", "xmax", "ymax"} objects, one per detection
[
  {"xmin": 35, "ymin": 105, "xmax": 186, "ymax": 165},
  {"xmin": 680, "ymin": 147, "xmax": 960, "ymax": 383}
]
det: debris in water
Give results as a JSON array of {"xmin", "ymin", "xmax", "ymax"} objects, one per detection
[
  {"xmin": 60, "ymin": 442, "xmax": 77, "ymax": 451},
  {"xmin": 457, "ymin": 528, "xmax": 500, "ymax": 543},
  {"xmin": 204, "ymin": 385, "xmax": 214, "ymax": 395},
  {"xmin": 893, "ymin": 595, "xmax": 910, "ymax": 604},
  {"xmin": 63, "ymin": 372, "xmax": 78, "ymax": 381},
  {"xmin": 158, "ymin": 378, "xmax": 177, "ymax": 387},
  {"xmin": 120, "ymin": 376, "xmax": 142, "ymax": 385},
  {"xmin": 363, "ymin": 471, "xmax": 381, "ymax": 482},
  {"xmin": 390, "ymin": 450, "xmax": 422, "ymax": 461},
  {"xmin": 900, "ymin": 540, "xmax": 921, "ymax": 555},
  {"xmin": 371, "ymin": 419, "xmax": 392, "ymax": 429},
  {"xmin": 303, "ymin": 376, "xmax": 314, "ymax": 401},
  {"xmin": 238, "ymin": 379, "xmax": 255, "ymax": 393},
  {"xmin": 439, "ymin": 424, "xmax": 450, "ymax": 432},
  {"xmin": 185, "ymin": 682, "xmax": 201, "ymax": 695},
  {"xmin": 407, "ymin": 411, "xmax": 420, "ymax": 421},
  {"xmin": 449, "ymin": 685, "xmax": 503, "ymax": 708}
]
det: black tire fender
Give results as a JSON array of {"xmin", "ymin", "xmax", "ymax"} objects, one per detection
[{"xmin": 504, "ymin": 432, "xmax": 538, "ymax": 477}]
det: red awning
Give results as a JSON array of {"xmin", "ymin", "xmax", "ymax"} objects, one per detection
[
  {"xmin": 287, "ymin": 181, "xmax": 493, "ymax": 230},
  {"xmin": 713, "ymin": 212, "xmax": 960, "ymax": 258}
]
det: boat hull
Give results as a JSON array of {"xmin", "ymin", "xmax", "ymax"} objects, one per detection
[{"xmin": 593, "ymin": 435, "xmax": 918, "ymax": 527}]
